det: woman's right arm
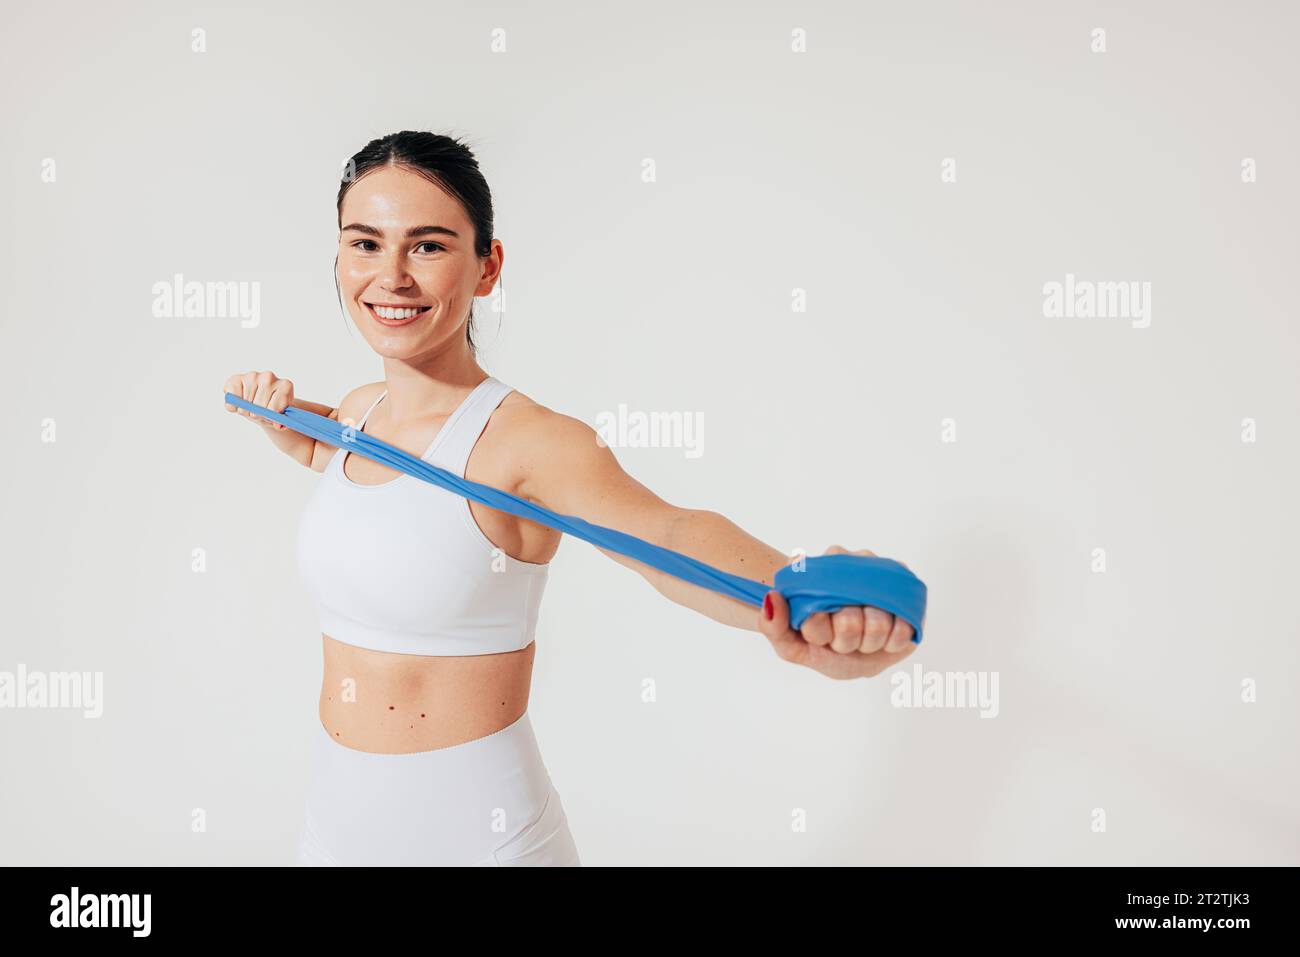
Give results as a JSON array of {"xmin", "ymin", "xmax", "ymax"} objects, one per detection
[{"xmin": 223, "ymin": 370, "xmax": 343, "ymax": 472}]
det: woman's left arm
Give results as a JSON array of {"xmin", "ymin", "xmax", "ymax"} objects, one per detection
[{"xmin": 516, "ymin": 409, "xmax": 917, "ymax": 680}]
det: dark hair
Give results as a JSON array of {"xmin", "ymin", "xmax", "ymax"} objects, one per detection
[{"xmin": 334, "ymin": 130, "xmax": 497, "ymax": 355}]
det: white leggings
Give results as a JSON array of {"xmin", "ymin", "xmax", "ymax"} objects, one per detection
[{"xmin": 296, "ymin": 710, "xmax": 581, "ymax": 866}]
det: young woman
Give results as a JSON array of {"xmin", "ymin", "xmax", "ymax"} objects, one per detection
[{"xmin": 223, "ymin": 130, "xmax": 919, "ymax": 866}]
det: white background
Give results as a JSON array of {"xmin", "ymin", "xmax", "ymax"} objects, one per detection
[{"xmin": 1, "ymin": 0, "xmax": 1296, "ymax": 864}]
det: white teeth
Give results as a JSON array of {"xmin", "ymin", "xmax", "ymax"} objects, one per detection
[{"xmin": 372, "ymin": 305, "xmax": 424, "ymax": 320}]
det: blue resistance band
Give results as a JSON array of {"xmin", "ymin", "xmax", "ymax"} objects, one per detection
[{"xmin": 224, "ymin": 392, "xmax": 928, "ymax": 643}]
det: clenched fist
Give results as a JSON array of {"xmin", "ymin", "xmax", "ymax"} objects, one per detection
[
  {"xmin": 223, "ymin": 370, "xmax": 294, "ymax": 432},
  {"xmin": 758, "ymin": 546, "xmax": 920, "ymax": 680}
]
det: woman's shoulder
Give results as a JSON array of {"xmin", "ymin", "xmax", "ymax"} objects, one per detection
[
  {"xmin": 487, "ymin": 387, "xmax": 619, "ymax": 500},
  {"xmin": 493, "ymin": 385, "xmax": 595, "ymax": 449},
  {"xmin": 487, "ymin": 385, "xmax": 651, "ymax": 515}
]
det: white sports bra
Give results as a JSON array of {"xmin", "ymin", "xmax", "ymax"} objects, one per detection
[{"xmin": 295, "ymin": 376, "xmax": 551, "ymax": 656}]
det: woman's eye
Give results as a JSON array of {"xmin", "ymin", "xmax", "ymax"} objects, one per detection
[{"xmin": 348, "ymin": 240, "xmax": 442, "ymax": 253}]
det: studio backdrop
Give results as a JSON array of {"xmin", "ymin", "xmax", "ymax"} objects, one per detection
[{"xmin": 1, "ymin": 0, "xmax": 1297, "ymax": 865}]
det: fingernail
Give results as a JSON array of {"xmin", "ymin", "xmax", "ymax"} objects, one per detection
[{"xmin": 763, "ymin": 593, "xmax": 773, "ymax": 620}]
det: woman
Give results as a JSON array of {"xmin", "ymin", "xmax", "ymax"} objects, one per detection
[{"xmin": 223, "ymin": 130, "xmax": 919, "ymax": 866}]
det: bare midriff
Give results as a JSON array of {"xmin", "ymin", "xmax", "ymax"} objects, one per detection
[{"xmin": 318, "ymin": 634, "xmax": 535, "ymax": 753}]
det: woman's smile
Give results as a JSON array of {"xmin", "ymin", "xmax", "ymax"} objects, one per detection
[{"xmin": 363, "ymin": 301, "xmax": 432, "ymax": 326}]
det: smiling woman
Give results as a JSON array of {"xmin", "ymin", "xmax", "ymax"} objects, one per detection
[
  {"xmin": 223, "ymin": 129, "xmax": 923, "ymax": 868},
  {"xmin": 332, "ymin": 135, "xmax": 498, "ymax": 354},
  {"xmin": 294, "ymin": 132, "xmax": 580, "ymax": 866}
]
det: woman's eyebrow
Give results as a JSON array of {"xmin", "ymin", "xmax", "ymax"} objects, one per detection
[{"xmin": 341, "ymin": 223, "xmax": 460, "ymax": 239}]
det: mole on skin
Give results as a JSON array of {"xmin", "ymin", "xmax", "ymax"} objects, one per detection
[{"xmin": 327, "ymin": 709, "xmax": 438, "ymax": 740}]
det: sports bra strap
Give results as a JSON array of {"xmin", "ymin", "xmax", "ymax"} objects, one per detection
[
  {"xmin": 355, "ymin": 389, "xmax": 387, "ymax": 429},
  {"xmin": 434, "ymin": 378, "xmax": 514, "ymax": 476}
]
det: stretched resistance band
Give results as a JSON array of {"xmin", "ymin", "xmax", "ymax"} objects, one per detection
[{"xmin": 224, "ymin": 392, "xmax": 928, "ymax": 643}]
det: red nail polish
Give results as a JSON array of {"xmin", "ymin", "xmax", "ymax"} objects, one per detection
[{"xmin": 763, "ymin": 593, "xmax": 773, "ymax": 620}]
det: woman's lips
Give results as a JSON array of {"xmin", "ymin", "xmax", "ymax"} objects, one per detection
[{"xmin": 364, "ymin": 302, "xmax": 431, "ymax": 327}]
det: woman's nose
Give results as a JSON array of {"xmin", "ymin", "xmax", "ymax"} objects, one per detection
[{"xmin": 376, "ymin": 254, "xmax": 414, "ymax": 288}]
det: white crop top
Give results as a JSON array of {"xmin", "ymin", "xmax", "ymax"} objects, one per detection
[{"xmin": 295, "ymin": 376, "xmax": 551, "ymax": 656}]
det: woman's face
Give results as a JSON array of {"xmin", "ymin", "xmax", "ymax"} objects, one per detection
[{"xmin": 337, "ymin": 164, "xmax": 501, "ymax": 360}]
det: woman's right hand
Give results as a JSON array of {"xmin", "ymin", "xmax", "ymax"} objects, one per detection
[{"xmin": 223, "ymin": 370, "xmax": 294, "ymax": 433}]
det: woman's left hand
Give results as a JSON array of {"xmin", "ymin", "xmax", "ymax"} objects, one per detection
[{"xmin": 758, "ymin": 546, "xmax": 918, "ymax": 680}]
